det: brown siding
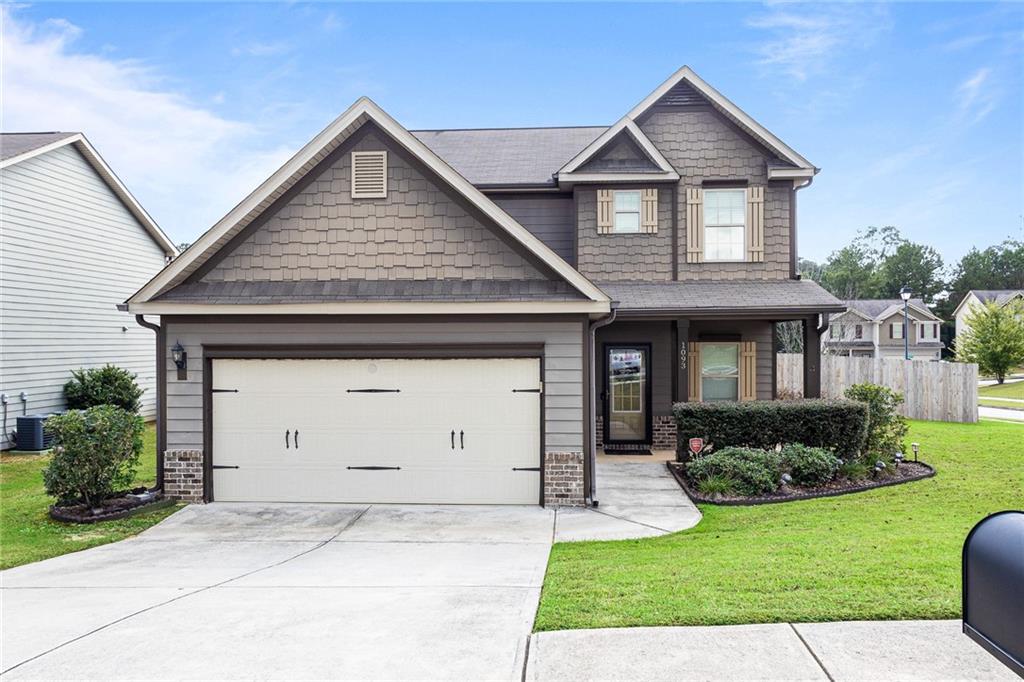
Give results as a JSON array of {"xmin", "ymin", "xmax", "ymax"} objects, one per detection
[
  {"xmin": 489, "ymin": 194, "xmax": 575, "ymax": 266},
  {"xmin": 689, "ymin": 319, "xmax": 774, "ymax": 400},
  {"xmin": 639, "ymin": 108, "xmax": 791, "ymax": 280},
  {"xmin": 595, "ymin": 321, "xmax": 674, "ymax": 415},
  {"xmin": 575, "ymin": 186, "xmax": 674, "ymax": 280},
  {"xmin": 576, "ymin": 134, "xmax": 661, "ymax": 173},
  {"xmin": 202, "ymin": 131, "xmax": 546, "ymax": 283}
]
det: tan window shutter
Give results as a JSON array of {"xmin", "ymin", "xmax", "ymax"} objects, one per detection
[
  {"xmin": 685, "ymin": 187, "xmax": 704, "ymax": 263},
  {"xmin": 641, "ymin": 188, "xmax": 658, "ymax": 233},
  {"xmin": 688, "ymin": 342, "xmax": 702, "ymax": 401},
  {"xmin": 597, "ymin": 189, "xmax": 614, "ymax": 234},
  {"xmin": 746, "ymin": 186, "xmax": 764, "ymax": 263},
  {"xmin": 740, "ymin": 341, "xmax": 757, "ymax": 401}
]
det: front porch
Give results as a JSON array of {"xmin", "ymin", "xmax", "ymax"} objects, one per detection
[{"xmin": 594, "ymin": 312, "xmax": 831, "ymax": 451}]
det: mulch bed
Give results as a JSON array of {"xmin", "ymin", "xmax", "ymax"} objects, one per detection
[
  {"xmin": 667, "ymin": 460, "xmax": 935, "ymax": 506},
  {"xmin": 49, "ymin": 489, "xmax": 173, "ymax": 524}
]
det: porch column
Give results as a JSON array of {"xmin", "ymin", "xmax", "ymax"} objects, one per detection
[
  {"xmin": 674, "ymin": 319, "xmax": 689, "ymax": 403},
  {"xmin": 803, "ymin": 315, "xmax": 822, "ymax": 398}
]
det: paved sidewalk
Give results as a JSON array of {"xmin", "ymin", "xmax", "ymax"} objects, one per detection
[
  {"xmin": 980, "ymin": 406, "xmax": 1024, "ymax": 422},
  {"xmin": 526, "ymin": 620, "xmax": 1016, "ymax": 681}
]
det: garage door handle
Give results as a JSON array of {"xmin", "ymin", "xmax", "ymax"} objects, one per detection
[
  {"xmin": 285, "ymin": 430, "xmax": 290, "ymax": 449},
  {"xmin": 451, "ymin": 430, "xmax": 455, "ymax": 450},
  {"xmin": 460, "ymin": 430, "xmax": 464, "ymax": 449},
  {"xmin": 294, "ymin": 430, "xmax": 299, "ymax": 449}
]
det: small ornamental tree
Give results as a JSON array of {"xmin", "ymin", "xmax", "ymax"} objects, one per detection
[
  {"xmin": 844, "ymin": 383, "xmax": 908, "ymax": 463},
  {"xmin": 955, "ymin": 301, "xmax": 1024, "ymax": 383},
  {"xmin": 43, "ymin": 406, "xmax": 144, "ymax": 507},
  {"xmin": 64, "ymin": 365, "xmax": 144, "ymax": 413}
]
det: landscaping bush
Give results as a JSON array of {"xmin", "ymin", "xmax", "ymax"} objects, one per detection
[
  {"xmin": 673, "ymin": 399, "xmax": 868, "ymax": 460},
  {"xmin": 838, "ymin": 459, "xmax": 871, "ymax": 481},
  {"xmin": 780, "ymin": 444, "xmax": 842, "ymax": 487},
  {"xmin": 694, "ymin": 473, "xmax": 738, "ymax": 497},
  {"xmin": 64, "ymin": 365, "xmax": 144, "ymax": 413},
  {"xmin": 686, "ymin": 447, "xmax": 782, "ymax": 496},
  {"xmin": 844, "ymin": 383, "xmax": 908, "ymax": 463},
  {"xmin": 43, "ymin": 406, "xmax": 145, "ymax": 507}
]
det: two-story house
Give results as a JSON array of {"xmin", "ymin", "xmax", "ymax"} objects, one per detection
[
  {"xmin": 123, "ymin": 66, "xmax": 842, "ymax": 508},
  {"xmin": 823, "ymin": 299, "xmax": 944, "ymax": 360},
  {"xmin": 953, "ymin": 289, "xmax": 1024, "ymax": 340}
]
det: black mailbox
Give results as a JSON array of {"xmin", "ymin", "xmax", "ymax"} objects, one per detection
[{"xmin": 962, "ymin": 510, "xmax": 1024, "ymax": 677}]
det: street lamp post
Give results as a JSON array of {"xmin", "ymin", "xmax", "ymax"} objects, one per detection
[{"xmin": 899, "ymin": 286, "xmax": 912, "ymax": 360}]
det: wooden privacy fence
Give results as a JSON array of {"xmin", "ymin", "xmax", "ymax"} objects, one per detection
[{"xmin": 776, "ymin": 354, "xmax": 978, "ymax": 423}]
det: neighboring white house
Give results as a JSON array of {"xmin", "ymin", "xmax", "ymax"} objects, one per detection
[
  {"xmin": 823, "ymin": 299, "xmax": 944, "ymax": 360},
  {"xmin": 0, "ymin": 132, "xmax": 176, "ymax": 449},
  {"xmin": 953, "ymin": 289, "xmax": 1024, "ymax": 341}
]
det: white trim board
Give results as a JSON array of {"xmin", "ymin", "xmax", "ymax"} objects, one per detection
[
  {"xmin": 2, "ymin": 133, "xmax": 178, "ymax": 256},
  {"xmin": 126, "ymin": 98, "xmax": 609, "ymax": 308},
  {"xmin": 126, "ymin": 300, "xmax": 611, "ymax": 316},
  {"xmin": 557, "ymin": 117, "xmax": 679, "ymax": 179}
]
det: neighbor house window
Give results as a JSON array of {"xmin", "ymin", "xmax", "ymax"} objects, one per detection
[
  {"xmin": 921, "ymin": 322, "xmax": 939, "ymax": 340},
  {"xmin": 700, "ymin": 343, "xmax": 739, "ymax": 402},
  {"xmin": 891, "ymin": 322, "xmax": 904, "ymax": 339},
  {"xmin": 613, "ymin": 191, "xmax": 641, "ymax": 233},
  {"xmin": 854, "ymin": 324, "xmax": 863, "ymax": 339},
  {"xmin": 703, "ymin": 189, "xmax": 745, "ymax": 261}
]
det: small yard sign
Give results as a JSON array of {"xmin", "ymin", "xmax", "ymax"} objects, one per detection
[{"xmin": 688, "ymin": 437, "xmax": 704, "ymax": 457}]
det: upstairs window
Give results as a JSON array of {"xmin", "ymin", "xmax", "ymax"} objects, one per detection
[
  {"xmin": 703, "ymin": 189, "xmax": 745, "ymax": 261},
  {"xmin": 891, "ymin": 322, "xmax": 905, "ymax": 339},
  {"xmin": 854, "ymin": 324, "xmax": 863, "ymax": 339},
  {"xmin": 613, "ymin": 191, "xmax": 641, "ymax": 233}
]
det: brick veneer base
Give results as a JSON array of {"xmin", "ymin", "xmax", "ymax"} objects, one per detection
[
  {"xmin": 544, "ymin": 451, "xmax": 585, "ymax": 507},
  {"xmin": 164, "ymin": 450, "xmax": 204, "ymax": 503},
  {"xmin": 595, "ymin": 415, "xmax": 677, "ymax": 451}
]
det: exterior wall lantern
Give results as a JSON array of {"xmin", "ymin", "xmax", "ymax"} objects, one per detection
[{"xmin": 171, "ymin": 341, "xmax": 188, "ymax": 380}]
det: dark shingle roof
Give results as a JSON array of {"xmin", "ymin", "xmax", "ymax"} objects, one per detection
[
  {"xmin": 411, "ymin": 127, "xmax": 606, "ymax": 186},
  {"xmin": 0, "ymin": 132, "xmax": 77, "ymax": 162},
  {"xmin": 156, "ymin": 279, "xmax": 586, "ymax": 303},
  {"xmin": 598, "ymin": 279, "xmax": 844, "ymax": 313},
  {"xmin": 970, "ymin": 289, "xmax": 1024, "ymax": 306},
  {"xmin": 843, "ymin": 299, "xmax": 929, "ymax": 319}
]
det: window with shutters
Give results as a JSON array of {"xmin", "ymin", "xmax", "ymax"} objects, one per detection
[
  {"xmin": 612, "ymin": 190, "xmax": 641, "ymax": 233},
  {"xmin": 700, "ymin": 343, "xmax": 739, "ymax": 401},
  {"xmin": 703, "ymin": 189, "xmax": 746, "ymax": 261},
  {"xmin": 351, "ymin": 151, "xmax": 387, "ymax": 199},
  {"xmin": 891, "ymin": 322, "xmax": 905, "ymax": 339}
]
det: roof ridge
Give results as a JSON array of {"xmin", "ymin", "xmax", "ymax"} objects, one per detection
[{"xmin": 410, "ymin": 125, "xmax": 607, "ymax": 133}]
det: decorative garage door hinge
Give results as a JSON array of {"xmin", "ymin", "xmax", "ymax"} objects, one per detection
[
  {"xmin": 346, "ymin": 466, "xmax": 401, "ymax": 471},
  {"xmin": 512, "ymin": 383, "xmax": 543, "ymax": 394},
  {"xmin": 211, "ymin": 465, "xmax": 240, "ymax": 469},
  {"xmin": 512, "ymin": 467, "xmax": 541, "ymax": 472},
  {"xmin": 346, "ymin": 388, "xmax": 401, "ymax": 393},
  {"xmin": 212, "ymin": 388, "xmax": 239, "ymax": 393}
]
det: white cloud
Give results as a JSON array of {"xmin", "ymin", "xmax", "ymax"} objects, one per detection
[
  {"xmin": 0, "ymin": 7, "xmax": 294, "ymax": 243},
  {"xmin": 956, "ymin": 67, "xmax": 999, "ymax": 124},
  {"xmin": 747, "ymin": 5, "xmax": 891, "ymax": 81},
  {"xmin": 230, "ymin": 40, "xmax": 291, "ymax": 57}
]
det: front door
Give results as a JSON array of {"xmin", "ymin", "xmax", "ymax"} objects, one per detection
[{"xmin": 604, "ymin": 344, "xmax": 651, "ymax": 445}]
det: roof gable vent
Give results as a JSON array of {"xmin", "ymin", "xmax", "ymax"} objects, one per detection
[
  {"xmin": 656, "ymin": 81, "xmax": 704, "ymax": 107},
  {"xmin": 351, "ymin": 150, "xmax": 387, "ymax": 199}
]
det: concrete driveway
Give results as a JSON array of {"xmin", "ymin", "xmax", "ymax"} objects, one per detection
[{"xmin": 1, "ymin": 503, "xmax": 555, "ymax": 680}]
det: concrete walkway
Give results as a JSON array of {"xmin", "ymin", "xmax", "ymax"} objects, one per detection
[
  {"xmin": 526, "ymin": 621, "xmax": 1017, "ymax": 681},
  {"xmin": 554, "ymin": 457, "xmax": 702, "ymax": 541},
  {"xmin": 979, "ymin": 406, "xmax": 1024, "ymax": 422}
]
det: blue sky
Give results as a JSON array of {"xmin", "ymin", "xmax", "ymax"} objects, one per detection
[{"xmin": 3, "ymin": 2, "xmax": 1022, "ymax": 267}]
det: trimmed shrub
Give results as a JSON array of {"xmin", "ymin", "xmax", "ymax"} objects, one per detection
[
  {"xmin": 673, "ymin": 399, "xmax": 868, "ymax": 460},
  {"xmin": 43, "ymin": 406, "xmax": 145, "ymax": 507},
  {"xmin": 686, "ymin": 447, "xmax": 782, "ymax": 496},
  {"xmin": 844, "ymin": 383, "xmax": 908, "ymax": 464},
  {"xmin": 781, "ymin": 444, "xmax": 842, "ymax": 487},
  {"xmin": 64, "ymin": 365, "xmax": 144, "ymax": 414}
]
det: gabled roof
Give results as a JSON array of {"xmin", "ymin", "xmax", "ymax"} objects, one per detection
[
  {"xmin": 844, "ymin": 299, "xmax": 941, "ymax": 322},
  {"xmin": 556, "ymin": 117, "xmax": 679, "ymax": 186},
  {"xmin": 953, "ymin": 289, "xmax": 1024, "ymax": 316},
  {"xmin": 411, "ymin": 126, "xmax": 605, "ymax": 187},
  {"xmin": 626, "ymin": 66, "xmax": 816, "ymax": 178},
  {"xmin": 599, "ymin": 279, "xmax": 844, "ymax": 316},
  {"xmin": 1, "ymin": 132, "xmax": 177, "ymax": 256},
  {"xmin": 126, "ymin": 98, "xmax": 610, "ymax": 312}
]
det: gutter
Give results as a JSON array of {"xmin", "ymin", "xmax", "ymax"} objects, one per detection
[
  {"xmin": 586, "ymin": 304, "xmax": 618, "ymax": 505},
  {"xmin": 133, "ymin": 314, "xmax": 165, "ymax": 492}
]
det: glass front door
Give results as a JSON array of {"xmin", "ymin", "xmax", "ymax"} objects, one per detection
[{"xmin": 605, "ymin": 345, "xmax": 649, "ymax": 443}]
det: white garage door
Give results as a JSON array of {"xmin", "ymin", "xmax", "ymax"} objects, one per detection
[{"xmin": 211, "ymin": 358, "xmax": 541, "ymax": 504}]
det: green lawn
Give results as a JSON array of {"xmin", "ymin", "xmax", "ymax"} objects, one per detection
[
  {"xmin": 536, "ymin": 419, "xmax": 1024, "ymax": 631},
  {"xmin": 0, "ymin": 424, "xmax": 180, "ymax": 570},
  {"xmin": 979, "ymin": 379, "xmax": 1024, "ymax": 400}
]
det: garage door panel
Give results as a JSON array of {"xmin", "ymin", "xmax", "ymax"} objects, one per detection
[{"xmin": 211, "ymin": 358, "xmax": 542, "ymax": 504}]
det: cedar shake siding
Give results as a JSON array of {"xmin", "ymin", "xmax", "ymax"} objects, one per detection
[
  {"xmin": 639, "ymin": 108, "xmax": 792, "ymax": 281},
  {"xmin": 575, "ymin": 185, "xmax": 674, "ymax": 280},
  {"xmin": 201, "ymin": 130, "xmax": 549, "ymax": 285},
  {"xmin": 575, "ymin": 134, "xmax": 662, "ymax": 174}
]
